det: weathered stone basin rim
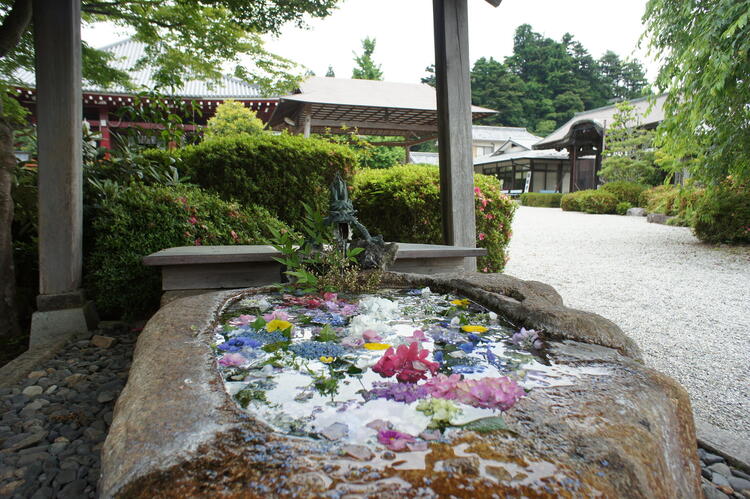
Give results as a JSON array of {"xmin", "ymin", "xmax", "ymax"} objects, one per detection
[
  {"xmin": 143, "ymin": 243, "xmax": 487, "ymax": 291},
  {"xmin": 100, "ymin": 272, "xmax": 701, "ymax": 498}
]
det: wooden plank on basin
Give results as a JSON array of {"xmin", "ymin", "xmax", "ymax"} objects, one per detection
[
  {"xmin": 390, "ymin": 257, "xmax": 466, "ymax": 274},
  {"xmin": 144, "ymin": 245, "xmax": 280, "ymax": 266}
]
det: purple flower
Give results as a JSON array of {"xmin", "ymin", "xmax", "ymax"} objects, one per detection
[
  {"xmin": 511, "ymin": 328, "xmax": 543, "ymax": 350},
  {"xmin": 467, "ymin": 333, "xmax": 490, "ymax": 344},
  {"xmin": 228, "ymin": 314, "xmax": 256, "ymax": 327},
  {"xmin": 451, "ymin": 364, "xmax": 486, "ymax": 374},
  {"xmin": 218, "ymin": 336, "xmax": 263, "ymax": 352},
  {"xmin": 377, "ymin": 430, "xmax": 415, "ymax": 452},
  {"xmin": 366, "ymin": 382, "xmax": 430, "ymax": 403}
]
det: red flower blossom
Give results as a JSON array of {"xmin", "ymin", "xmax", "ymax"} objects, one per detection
[{"xmin": 372, "ymin": 342, "xmax": 439, "ymax": 383}]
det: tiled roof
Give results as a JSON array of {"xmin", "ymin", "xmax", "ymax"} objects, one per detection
[
  {"xmin": 474, "ymin": 148, "xmax": 568, "ymax": 166},
  {"xmin": 14, "ymin": 39, "xmax": 264, "ymax": 99},
  {"xmin": 408, "ymin": 151, "xmax": 440, "ymax": 165},
  {"xmin": 472, "ymin": 126, "xmax": 541, "ymax": 146},
  {"xmin": 535, "ymin": 95, "xmax": 666, "ymax": 150}
]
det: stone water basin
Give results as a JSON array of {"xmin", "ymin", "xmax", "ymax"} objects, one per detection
[{"xmin": 100, "ymin": 272, "xmax": 702, "ymax": 498}]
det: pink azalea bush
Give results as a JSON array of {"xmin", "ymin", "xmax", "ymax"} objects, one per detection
[{"xmin": 372, "ymin": 342, "xmax": 440, "ymax": 383}]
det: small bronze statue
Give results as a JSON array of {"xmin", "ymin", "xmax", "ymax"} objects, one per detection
[{"xmin": 323, "ymin": 173, "xmax": 397, "ymax": 270}]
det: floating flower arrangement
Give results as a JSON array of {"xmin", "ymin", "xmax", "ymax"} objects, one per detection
[{"xmin": 213, "ymin": 288, "xmax": 561, "ymax": 459}]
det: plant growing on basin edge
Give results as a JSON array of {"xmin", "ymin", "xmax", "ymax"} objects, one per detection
[{"xmin": 268, "ymin": 202, "xmax": 382, "ymax": 294}]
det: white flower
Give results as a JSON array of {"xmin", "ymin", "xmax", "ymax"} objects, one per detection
[
  {"xmin": 420, "ymin": 287, "xmax": 432, "ymax": 296},
  {"xmin": 357, "ymin": 297, "xmax": 399, "ymax": 320}
]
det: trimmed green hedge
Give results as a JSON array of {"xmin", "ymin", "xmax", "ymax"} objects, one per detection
[
  {"xmin": 519, "ymin": 192, "xmax": 563, "ymax": 208},
  {"xmin": 85, "ymin": 183, "xmax": 290, "ymax": 318},
  {"xmin": 178, "ymin": 133, "xmax": 358, "ymax": 229},
  {"xmin": 692, "ymin": 178, "xmax": 750, "ymax": 244},
  {"xmin": 600, "ymin": 181, "xmax": 648, "ymax": 206},
  {"xmin": 640, "ymin": 185, "xmax": 704, "ymax": 220},
  {"xmin": 351, "ymin": 165, "xmax": 516, "ymax": 272},
  {"xmin": 561, "ymin": 189, "xmax": 618, "ymax": 214}
]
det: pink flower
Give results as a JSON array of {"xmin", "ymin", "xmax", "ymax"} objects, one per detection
[
  {"xmin": 474, "ymin": 187, "xmax": 481, "ymax": 195},
  {"xmin": 482, "ymin": 267, "xmax": 489, "ymax": 273},
  {"xmin": 478, "ymin": 232, "xmax": 486, "ymax": 241},
  {"xmin": 188, "ymin": 216, "xmax": 198, "ymax": 225},
  {"xmin": 423, "ymin": 374, "xmax": 463, "ymax": 400},
  {"xmin": 228, "ymin": 314, "xmax": 256, "ymax": 327},
  {"xmin": 194, "ymin": 238, "xmax": 202, "ymax": 246},
  {"xmin": 372, "ymin": 342, "xmax": 440, "ymax": 383},
  {"xmin": 218, "ymin": 353, "xmax": 246, "ymax": 367},
  {"xmin": 263, "ymin": 310, "xmax": 290, "ymax": 322},
  {"xmin": 453, "ymin": 376, "xmax": 525, "ymax": 411},
  {"xmin": 230, "ymin": 230, "xmax": 239, "ymax": 241},
  {"xmin": 323, "ymin": 292, "xmax": 338, "ymax": 302},
  {"xmin": 409, "ymin": 329, "xmax": 427, "ymax": 342},
  {"xmin": 342, "ymin": 336, "xmax": 365, "ymax": 348},
  {"xmin": 362, "ymin": 329, "xmax": 382, "ymax": 342},
  {"xmin": 377, "ymin": 430, "xmax": 415, "ymax": 452},
  {"xmin": 485, "ymin": 213, "xmax": 494, "ymax": 220}
]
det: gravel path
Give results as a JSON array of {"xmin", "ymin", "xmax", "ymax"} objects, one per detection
[
  {"xmin": 505, "ymin": 206, "xmax": 750, "ymax": 442},
  {"xmin": 0, "ymin": 326, "xmax": 136, "ymax": 498}
]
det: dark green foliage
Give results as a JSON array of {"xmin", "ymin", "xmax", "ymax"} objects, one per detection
[
  {"xmin": 616, "ymin": 202, "xmax": 632, "ymax": 216},
  {"xmin": 600, "ymin": 181, "xmax": 648, "ymax": 206},
  {"xmin": 351, "ymin": 165, "xmax": 517, "ymax": 273},
  {"xmin": 470, "ymin": 25, "xmax": 648, "ymax": 133},
  {"xmin": 692, "ymin": 179, "xmax": 750, "ymax": 244},
  {"xmin": 85, "ymin": 183, "xmax": 290, "ymax": 318},
  {"xmin": 519, "ymin": 192, "xmax": 563, "ymax": 208},
  {"xmin": 599, "ymin": 102, "xmax": 660, "ymax": 185},
  {"xmin": 561, "ymin": 189, "xmax": 618, "ymax": 214},
  {"xmin": 179, "ymin": 133, "xmax": 357, "ymax": 229}
]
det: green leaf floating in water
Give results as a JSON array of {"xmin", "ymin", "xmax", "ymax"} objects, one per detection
[
  {"xmin": 235, "ymin": 388, "xmax": 267, "ymax": 409},
  {"xmin": 459, "ymin": 416, "xmax": 513, "ymax": 434}
]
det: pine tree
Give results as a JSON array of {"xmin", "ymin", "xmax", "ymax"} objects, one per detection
[{"xmin": 352, "ymin": 37, "xmax": 383, "ymax": 80}]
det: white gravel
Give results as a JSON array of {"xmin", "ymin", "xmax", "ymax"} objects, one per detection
[{"xmin": 504, "ymin": 206, "xmax": 750, "ymax": 441}]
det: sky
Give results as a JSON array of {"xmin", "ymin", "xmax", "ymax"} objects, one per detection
[{"xmin": 83, "ymin": 0, "xmax": 660, "ymax": 86}]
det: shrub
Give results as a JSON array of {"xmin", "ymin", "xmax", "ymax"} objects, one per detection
[
  {"xmin": 600, "ymin": 181, "xmax": 648, "ymax": 206},
  {"xmin": 577, "ymin": 190, "xmax": 618, "ymax": 214},
  {"xmin": 616, "ymin": 201, "xmax": 633, "ymax": 215},
  {"xmin": 84, "ymin": 183, "xmax": 290, "ymax": 318},
  {"xmin": 692, "ymin": 178, "xmax": 750, "ymax": 244},
  {"xmin": 179, "ymin": 133, "xmax": 358, "ymax": 229},
  {"xmin": 351, "ymin": 165, "xmax": 516, "ymax": 272},
  {"xmin": 203, "ymin": 100, "xmax": 265, "ymax": 139},
  {"xmin": 519, "ymin": 192, "xmax": 563, "ymax": 208},
  {"xmin": 640, "ymin": 184, "xmax": 704, "ymax": 223},
  {"xmin": 560, "ymin": 191, "xmax": 585, "ymax": 211}
]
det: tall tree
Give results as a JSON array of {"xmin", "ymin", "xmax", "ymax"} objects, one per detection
[
  {"xmin": 470, "ymin": 57, "xmax": 525, "ymax": 127},
  {"xmin": 325, "ymin": 65, "xmax": 335, "ymax": 77},
  {"xmin": 421, "ymin": 64, "xmax": 436, "ymax": 87},
  {"xmin": 643, "ymin": 0, "xmax": 750, "ymax": 183},
  {"xmin": 352, "ymin": 37, "xmax": 383, "ymax": 80},
  {"xmin": 0, "ymin": 0, "xmax": 341, "ymax": 340}
]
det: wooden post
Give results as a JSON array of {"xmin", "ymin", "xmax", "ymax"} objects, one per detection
[
  {"xmin": 433, "ymin": 0, "xmax": 476, "ymax": 271},
  {"xmin": 30, "ymin": 0, "xmax": 97, "ymax": 345},
  {"xmin": 568, "ymin": 145, "xmax": 577, "ymax": 192}
]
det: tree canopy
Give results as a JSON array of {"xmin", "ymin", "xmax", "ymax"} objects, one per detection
[
  {"xmin": 424, "ymin": 24, "xmax": 649, "ymax": 135},
  {"xmin": 352, "ymin": 37, "xmax": 383, "ymax": 81},
  {"xmin": 0, "ymin": 0, "xmax": 341, "ymax": 94},
  {"xmin": 643, "ymin": 0, "xmax": 750, "ymax": 183}
]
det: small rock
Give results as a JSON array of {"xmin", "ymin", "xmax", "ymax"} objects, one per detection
[
  {"xmin": 729, "ymin": 477, "xmax": 750, "ymax": 492},
  {"xmin": 17, "ymin": 451, "xmax": 50, "ymax": 466},
  {"xmin": 58, "ymin": 478, "xmax": 87, "ymax": 499},
  {"xmin": 703, "ymin": 453, "xmax": 726, "ymax": 466},
  {"xmin": 702, "ymin": 468, "xmax": 714, "ymax": 480},
  {"xmin": 712, "ymin": 472, "xmax": 731, "ymax": 488},
  {"xmin": 286, "ymin": 472, "xmax": 331, "ymax": 493},
  {"xmin": 28, "ymin": 370, "xmax": 46, "ymax": 380},
  {"xmin": 50, "ymin": 442, "xmax": 68, "ymax": 455},
  {"xmin": 54, "ymin": 436, "xmax": 70, "ymax": 444},
  {"xmin": 63, "ymin": 374, "xmax": 86, "ymax": 386},
  {"xmin": 320, "ymin": 422, "xmax": 348, "ymax": 441},
  {"xmin": 381, "ymin": 451, "xmax": 396, "ymax": 460},
  {"xmin": 3, "ymin": 430, "xmax": 48, "ymax": 452},
  {"xmin": 626, "ymin": 207, "xmax": 646, "ymax": 217},
  {"xmin": 96, "ymin": 391, "xmax": 116, "ymax": 403},
  {"xmin": 709, "ymin": 463, "xmax": 733, "ymax": 478},
  {"xmin": 341, "ymin": 444, "xmax": 373, "ymax": 461},
  {"xmin": 22, "ymin": 385, "xmax": 44, "ymax": 397},
  {"xmin": 31, "ymin": 486, "xmax": 55, "ymax": 499},
  {"xmin": 0, "ymin": 480, "xmax": 23, "ymax": 496},
  {"xmin": 702, "ymin": 482, "xmax": 730, "ymax": 499},
  {"xmin": 45, "ymin": 385, "xmax": 58, "ymax": 395},
  {"xmin": 733, "ymin": 470, "xmax": 750, "ymax": 482},
  {"xmin": 90, "ymin": 335, "xmax": 116, "ymax": 349},
  {"xmin": 54, "ymin": 467, "xmax": 77, "ymax": 487}
]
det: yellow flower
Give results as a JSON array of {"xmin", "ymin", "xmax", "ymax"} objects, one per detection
[
  {"xmin": 266, "ymin": 319, "xmax": 292, "ymax": 332},
  {"xmin": 451, "ymin": 299, "xmax": 470, "ymax": 308},
  {"xmin": 461, "ymin": 325, "xmax": 488, "ymax": 333},
  {"xmin": 320, "ymin": 356, "xmax": 335, "ymax": 364},
  {"xmin": 364, "ymin": 343, "xmax": 391, "ymax": 350}
]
